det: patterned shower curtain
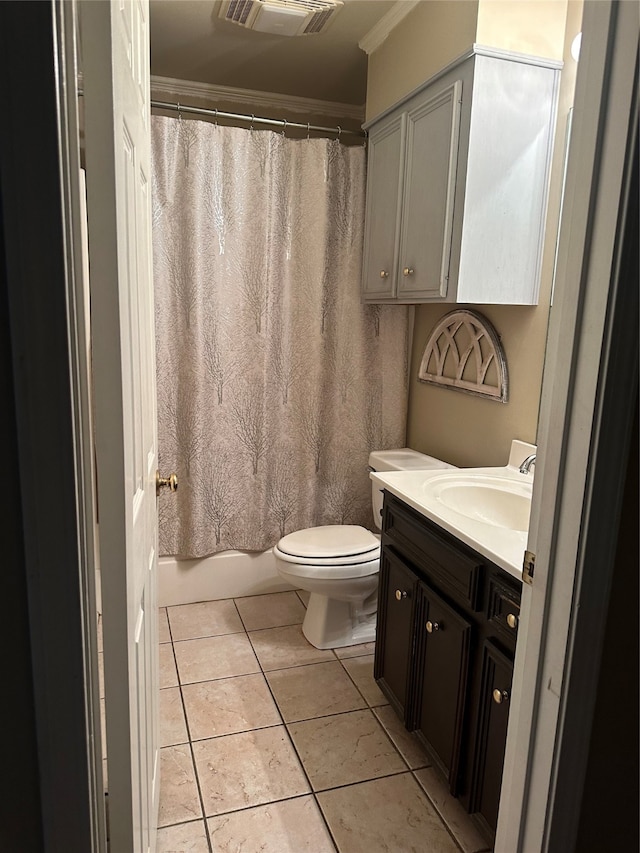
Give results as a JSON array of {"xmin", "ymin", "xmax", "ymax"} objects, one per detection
[{"xmin": 152, "ymin": 116, "xmax": 410, "ymax": 558}]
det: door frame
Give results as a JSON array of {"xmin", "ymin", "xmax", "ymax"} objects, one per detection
[
  {"xmin": 0, "ymin": 1, "xmax": 105, "ymax": 850},
  {"xmin": 498, "ymin": 2, "xmax": 638, "ymax": 850}
]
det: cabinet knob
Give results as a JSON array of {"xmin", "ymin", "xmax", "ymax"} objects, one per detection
[
  {"xmin": 506, "ymin": 613, "xmax": 518, "ymax": 629},
  {"xmin": 380, "ymin": 270, "xmax": 389, "ymax": 278},
  {"xmin": 395, "ymin": 589, "xmax": 408, "ymax": 601},
  {"xmin": 426, "ymin": 620, "xmax": 440, "ymax": 633},
  {"xmin": 402, "ymin": 267, "xmax": 414, "ymax": 276},
  {"xmin": 492, "ymin": 688, "xmax": 509, "ymax": 705}
]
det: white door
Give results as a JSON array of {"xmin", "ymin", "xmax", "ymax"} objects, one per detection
[{"xmin": 81, "ymin": 2, "xmax": 161, "ymax": 851}]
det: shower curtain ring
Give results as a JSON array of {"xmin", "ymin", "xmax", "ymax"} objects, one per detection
[
  {"xmin": 336, "ymin": 125, "xmax": 342, "ymax": 141},
  {"xmin": 281, "ymin": 119, "xmax": 287, "ymax": 137},
  {"xmin": 250, "ymin": 114, "xmax": 255, "ymax": 132},
  {"xmin": 177, "ymin": 102, "xmax": 182, "ymax": 121},
  {"xmin": 214, "ymin": 108, "xmax": 218, "ymax": 127},
  {"xmin": 307, "ymin": 122, "xmax": 311, "ymax": 140}
]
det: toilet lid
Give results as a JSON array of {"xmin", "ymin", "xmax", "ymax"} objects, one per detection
[{"xmin": 277, "ymin": 525, "xmax": 380, "ymax": 560}]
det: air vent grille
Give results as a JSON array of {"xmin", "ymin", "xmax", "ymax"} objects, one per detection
[
  {"xmin": 220, "ymin": 0, "xmax": 342, "ymax": 35},
  {"xmin": 226, "ymin": 0, "xmax": 256, "ymax": 24},
  {"xmin": 304, "ymin": 8, "xmax": 334, "ymax": 33}
]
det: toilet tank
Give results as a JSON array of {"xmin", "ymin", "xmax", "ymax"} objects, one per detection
[{"xmin": 368, "ymin": 448, "xmax": 456, "ymax": 531}]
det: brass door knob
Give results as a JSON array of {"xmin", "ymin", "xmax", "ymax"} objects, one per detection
[
  {"xmin": 403, "ymin": 267, "xmax": 414, "ymax": 276},
  {"xmin": 380, "ymin": 270, "xmax": 389, "ymax": 278},
  {"xmin": 395, "ymin": 589, "xmax": 408, "ymax": 601},
  {"xmin": 506, "ymin": 613, "xmax": 518, "ymax": 629},
  {"xmin": 156, "ymin": 471, "xmax": 178, "ymax": 495},
  {"xmin": 493, "ymin": 688, "xmax": 509, "ymax": 705},
  {"xmin": 426, "ymin": 620, "xmax": 440, "ymax": 633}
]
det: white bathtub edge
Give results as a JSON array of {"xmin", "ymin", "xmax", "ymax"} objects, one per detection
[{"xmin": 158, "ymin": 548, "xmax": 294, "ymax": 607}]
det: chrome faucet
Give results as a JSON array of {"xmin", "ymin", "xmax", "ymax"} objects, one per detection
[{"xmin": 519, "ymin": 454, "xmax": 537, "ymax": 475}]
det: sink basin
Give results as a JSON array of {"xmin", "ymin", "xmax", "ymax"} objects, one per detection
[{"xmin": 422, "ymin": 475, "xmax": 532, "ymax": 532}]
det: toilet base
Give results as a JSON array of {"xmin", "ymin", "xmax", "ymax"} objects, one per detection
[{"xmin": 302, "ymin": 592, "xmax": 377, "ymax": 650}]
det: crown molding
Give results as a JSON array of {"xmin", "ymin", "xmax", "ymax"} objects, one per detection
[
  {"xmin": 358, "ymin": 0, "xmax": 420, "ymax": 56},
  {"xmin": 150, "ymin": 75, "xmax": 365, "ymax": 121}
]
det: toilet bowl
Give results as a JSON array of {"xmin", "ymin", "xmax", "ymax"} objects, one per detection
[{"xmin": 274, "ymin": 449, "xmax": 455, "ymax": 649}]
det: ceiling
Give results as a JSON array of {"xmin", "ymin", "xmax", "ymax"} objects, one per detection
[{"xmin": 149, "ymin": 0, "xmax": 395, "ymax": 106}]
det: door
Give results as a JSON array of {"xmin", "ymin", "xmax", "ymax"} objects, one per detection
[
  {"xmin": 374, "ymin": 549, "xmax": 417, "ymax": 722},
  {"xmin": 361, "ymin": 114, "xmax": 405, "ymax": 301},
  {"xmin": 398, "ymin": 80, "xmax": 462, "ymax": 300},
  {"xmin": 471, "ymin": 641, "xmax": 514, "ymax": 836},
  {"xmin": 81, "ymin": 2, "xmax": 160, "ymax": 851},
  {"xmin": 415, "ymin": 580, "xmax": 471, "ymax": 792}
]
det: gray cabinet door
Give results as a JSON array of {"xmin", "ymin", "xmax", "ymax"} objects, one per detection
[
  {"xmin": 398, "ymin": 80, "xmax": 462, "ymax": 300},
  {"xmin": 362, "ymin": 114, "xmax": 405, "ymax": 301}
]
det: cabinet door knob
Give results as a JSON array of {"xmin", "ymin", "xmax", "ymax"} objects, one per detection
[
  {"xmin": 492, "ymin": 688, "xmax": 509, "ymax": 705},
  {"xmin": 426, "ymin": 620, "xmax": 440, "ymax": 633},
  {"xmin": 506, "ymin": 613, "xmax": 518, "ymax": 629},
  {"xmin": 380, "ymin": 270, "xmax": 389, "ymax": 278},
  {"xmin": 402, "ymin": 267, "xmax": 414, "ymax": 276},
  {"xmin": 395, "ymin": 589, "xmax": 408, "ymax": 601}
]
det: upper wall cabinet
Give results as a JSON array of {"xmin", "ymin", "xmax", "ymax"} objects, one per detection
[{"xmin": 362, "ymin": 47, "xmax": 561, "ymax": 305}]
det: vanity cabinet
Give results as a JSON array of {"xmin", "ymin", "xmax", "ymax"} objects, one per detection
[
  {"xmin": 362, "ymin": 47, "xmax": 561, "ymax": 305},
  {"xmin": 374, "ymin": 491, "xmax": 522, "ymax": 840}
]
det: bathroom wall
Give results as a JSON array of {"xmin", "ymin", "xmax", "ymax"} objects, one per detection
[{"xmin": 366, "ymin": 0, "xmax": 583, "ymax": 467}]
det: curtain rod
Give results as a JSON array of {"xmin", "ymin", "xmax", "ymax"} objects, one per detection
[{"xmin": 151, "ymin": 99, "xmax": 366, "ymax": 139}]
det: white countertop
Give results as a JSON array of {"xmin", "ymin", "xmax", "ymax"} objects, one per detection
[{"xmin": 371, "ymin": 461, "xmax": 533, "ymax": 582}]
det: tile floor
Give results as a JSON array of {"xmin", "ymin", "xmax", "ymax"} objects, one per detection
[{"xmin": 156, "ymin": 590, "xmax": 491, "ymax": 853}]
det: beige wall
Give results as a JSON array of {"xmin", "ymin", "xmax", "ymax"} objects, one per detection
[
  {"xmin": 367, "ymin": 0, "xmax": 583, "ymax": 467},
  {"xmin": 365, "ymin": 1, "xmax": 479, "ymax": 121},
  {"xmin": 476, "ymin": 0, "xmax": 567, "ymax": 59}
]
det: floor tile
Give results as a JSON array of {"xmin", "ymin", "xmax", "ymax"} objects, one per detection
[
  {"xmin": 160, "ymin": 687, "xmax": 189, "ymax": 748},
  {"xmin": 168, "ymin": 599, "xmax": 244, "ymax": 642},
  {"xmin": 192, "ymin": 726, "xmax": 310, "ymax": 817},
  {"xmin": 341, "ymin": 654, "xmax": 388, "ymax": 707},
  {"xmin": 415, "ymin": 767, "xmax": 491, "ymax": 853},
  {"xmin": 248, "ymin": 624, "xmax": 334, "ymax": 671},
  {"xmin": 207, "ymin": 796, "xmax": 336, "ymax": 853},
  {"xmin": 174, "ymin": 633, "xmax": 260, "ymax": 684},
  {"xmin": 317, "ymin": 772, "xmax": 460, "ymax": 853},
  {"xmin": 182, "ymin": 673, "xmax": 280, "ymax": 741},
  {"xmin": 157, "ymin": 819, "xmax": 209, "ymax": 853},
  {"xmin": 160, "ymin": 644, "xmax": 179, "ymax": 689},
  {"xmin": 374, "ymin": 706, "xmax": 430, "ymax": 770},
  {"xmin": 158, "ymin": 608, "xmax": 171, "ymax": 644},
  {"xmin": 158, "ymin": 745, "xmax": 202, "ymax": 828},
  {"xmin": 288, "ymin": 708, "xmax": 406, "ymax": 791},
  {"xmin": 296, "ymin": 589, "xmax": 310, "ymax": 608},
  {"xmin": 266, "ymin": 661, "xmax": 366, "ymax": 723},
  {"xmin": 235, "ymin": 591, "xmax": 306, "ymax": 631},
  {"xmin": 334, "ymin": 641, "xmax": 377, "ymax": 659}
]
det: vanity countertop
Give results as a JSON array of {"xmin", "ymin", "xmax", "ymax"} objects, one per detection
[{"xmin": 371, "ymin": 448, "xmax": 536, "ymax": 582}]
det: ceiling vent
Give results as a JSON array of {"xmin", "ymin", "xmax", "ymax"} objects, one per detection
[{"xmin": 219, "ymin": 0, "xmax": 344, "ymax": 36}]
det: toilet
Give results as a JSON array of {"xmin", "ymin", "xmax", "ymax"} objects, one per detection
[{"xmin": 274, "ymin": 449, "xmax": 455, "ymax": 649}]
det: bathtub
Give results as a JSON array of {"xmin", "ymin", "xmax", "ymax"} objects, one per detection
[{"xmin": 158, "ymin": 548, "xmax": 294, "ymax": 607}]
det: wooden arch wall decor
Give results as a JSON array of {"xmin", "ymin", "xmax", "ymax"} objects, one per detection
[{"xmin": 418, "ymin": 310, "xmax": 508, "ymax": 402}]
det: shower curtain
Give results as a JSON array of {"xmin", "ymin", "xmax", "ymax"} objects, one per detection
[{"xmin": 152, "ymin": 116, "xmax": 410, "ymax": 558}]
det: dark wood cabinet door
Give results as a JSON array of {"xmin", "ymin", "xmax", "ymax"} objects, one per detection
[
  {"xmin": 470, "ymin": 640, "xmax": 514, "ymax": 835},
  {"xmin": 415, "ymin": 582, "xmax": 472, "ymax": 792},
  {"xmin": 374, "ymin": 549, "xmax": 417, "ymax": 722}
]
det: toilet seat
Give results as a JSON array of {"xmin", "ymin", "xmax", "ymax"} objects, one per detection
[
  {"xmin": 274, "ymin": 525, "xmax": 380, "ymax": 580},
  {"xmin": 277, "ymin": 525, "xmax": 379, "ymax": 560},
  {"xmin": 273, "ymin": 548, "xmax": 379, "ymax": 579}
]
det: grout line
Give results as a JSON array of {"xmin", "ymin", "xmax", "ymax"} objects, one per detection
[
  {"xmin": 411, "ymin": 769, "xmax": 469, "ymax": 853},
  {"xmin": 252, "ymin": 628, "xmax": 339, "ymax": 851},
  {"xmin": 169, "ymin": 634, "xmax": 214, "ymax": 853}
]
